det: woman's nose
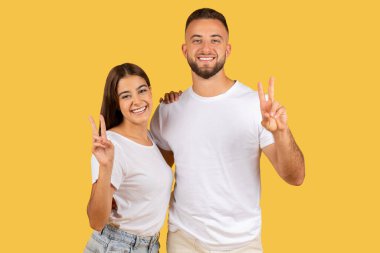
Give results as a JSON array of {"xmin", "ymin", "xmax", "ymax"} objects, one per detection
[{"xmin": 132, "ymin": 95, "xmax": 142, "ymax": 105}]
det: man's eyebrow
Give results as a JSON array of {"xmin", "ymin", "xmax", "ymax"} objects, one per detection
[
  {"xmin": 211, "ymin": 34, "xmax": 223, "ymax": 38},
  {"xmin": 190, "ymin": 34, "xmax": 202, "ymax": 39}
]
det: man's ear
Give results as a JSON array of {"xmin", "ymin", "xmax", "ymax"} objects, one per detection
[
  {"xmin": 182, "ymin": 43, "xmax": 187, "ymax": 57},
  {"xmin": 226, "ymin": 43, "xmax": 231, "ymax": 57}
]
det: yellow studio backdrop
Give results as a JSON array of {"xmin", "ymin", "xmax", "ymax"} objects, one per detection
[{"xmin": 1, "ymin": 0, "xmax": 379, "ymax": 252}]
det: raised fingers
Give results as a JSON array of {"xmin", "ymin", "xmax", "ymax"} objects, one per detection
[
  {"xmin": 99, "ymin": 114, "xmax": 107, "ymax": 139},
  {"xmin": 268, "ymin": 76, "xmax": 275, "ymax": 102},
  {"xmin": 258, "ymin": 82, "xmax": 265, "ymax": 104},
  {"xmin": 89, "ymin": 116, "xmax": 98, "ymax": 137}
]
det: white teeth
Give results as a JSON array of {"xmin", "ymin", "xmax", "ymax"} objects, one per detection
[
  {"xmin": 131, "ymin": 106, "xmax": 147, "ymax": 113},
  {"xmin": 199, "ymin": 57, "xmax": 213, "ymax": 61}
]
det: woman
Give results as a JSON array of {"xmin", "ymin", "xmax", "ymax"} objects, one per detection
[{"xmin": 84, "ymin": 63, "xmax": 173, "ymax": 253}]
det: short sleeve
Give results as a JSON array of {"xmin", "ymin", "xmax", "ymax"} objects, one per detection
[
  {"xmin": 150, "ymin": 104, "xmax": 171, "ymax": 151},
  {"xmin": 90, "ymin": 144, "xmax": 125, "ymax": 190},
  {"xmin": 259, "ymin": 123, "xmax": 275, "ymax": 149}
]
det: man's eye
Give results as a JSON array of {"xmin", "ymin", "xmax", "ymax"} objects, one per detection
[
  {"xmin": 212, "ymin": 39, "xmax": 221, "ymax": 43},
  {"xmin": 193, "ymin": 39, "xmax": 201, "ymax": 44},
  {"xmin": 139, "ymin": 89, "xmax": 148, "ymax": 94}
]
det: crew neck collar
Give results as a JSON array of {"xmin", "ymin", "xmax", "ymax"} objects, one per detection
[
  {"xmin": 107, "ymin": 130, "xmax": 154, "ymax": 149},
  {"xmin": 189, "ymin": 80, "xmax": 240, "ymax": 101}
]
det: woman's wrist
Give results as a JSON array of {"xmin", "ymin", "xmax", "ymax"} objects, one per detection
[{"xmin": 98, "ymin": 164, "xmax": 113, "ymax": 179}]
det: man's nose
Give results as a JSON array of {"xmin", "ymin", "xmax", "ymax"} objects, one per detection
[{"xmin": 200, "ymin": 41, "xmax": 212, "ymax": 53}]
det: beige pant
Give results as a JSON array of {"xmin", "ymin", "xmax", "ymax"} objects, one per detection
[{"xmin": 167, "ymin": 230, "xmax": 263, "ymax": 253}]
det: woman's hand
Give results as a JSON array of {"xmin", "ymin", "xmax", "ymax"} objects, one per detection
[{"xmin": 89, "ymin": 115, "xmax": 114, "ymax": 169}]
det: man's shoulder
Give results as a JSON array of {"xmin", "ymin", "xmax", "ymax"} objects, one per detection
[
  {"xmin": 152, "ymin": 87, "xmax": 191, "ymax": 122},
  {"xmin": 234, "ymin": 81, "xmax": 259, "ymax": 100},
  {"xmin": 159, "ymin": 87, "xmax": 191, "ymax": 110}
]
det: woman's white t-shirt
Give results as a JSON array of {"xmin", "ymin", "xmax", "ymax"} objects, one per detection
[{"xmin": 91, "ymin": 131, "xmax": 173, "ymax": 236}]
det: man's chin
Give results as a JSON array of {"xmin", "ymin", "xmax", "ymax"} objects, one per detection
[
  {"xmin": 188, "ymin": 59, "xmax": 225, "ymax": 79},
  {"xmin": 195, "ymin": 70, "xmax": 217, "ymax": 79}
]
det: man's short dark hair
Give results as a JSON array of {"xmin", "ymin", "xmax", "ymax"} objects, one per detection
[{"xmin": 185, "ymin": 8, "xmax": 229, "ymax": 33}]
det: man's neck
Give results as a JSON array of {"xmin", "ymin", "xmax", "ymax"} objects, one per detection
[{"xmin": 192, "ymin": 70, "xmax": 235, "ymax": 97}]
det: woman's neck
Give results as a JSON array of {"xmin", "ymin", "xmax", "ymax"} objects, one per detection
[{"xmin": 111, "ymin": 120, "xmax": 151, "ymax": 145}]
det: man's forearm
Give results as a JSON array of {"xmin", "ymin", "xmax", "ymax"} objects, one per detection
[{"xmin": 273, "ymin": 128, "xmax": 305, "ymax": 186}]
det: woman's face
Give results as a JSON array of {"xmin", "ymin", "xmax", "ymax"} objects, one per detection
[{"xmin": 116, "ymin": 75, "xmax": 152, "ymax": 126}]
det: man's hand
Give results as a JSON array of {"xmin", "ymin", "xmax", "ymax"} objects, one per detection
[
  {"xmin": 258, "ymin": 77, "xmax": 305, "ymax": 186},
  {"xmin": 159, "ymin": 90, "xmax": 183, "ymax": 104},
  {"xmin": 258, "ymin": 77, "xmax": 288, "ymax": 132}
]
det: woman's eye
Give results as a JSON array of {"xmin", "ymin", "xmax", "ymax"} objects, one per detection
[{"xmin": 122, "ymin": 95, "xmax": 131, "ymax": 99}]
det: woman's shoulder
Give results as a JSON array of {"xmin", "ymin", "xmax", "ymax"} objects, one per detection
[{"xmin": 105, "ymin": 130, "xmax": 125, "ymax": 149}]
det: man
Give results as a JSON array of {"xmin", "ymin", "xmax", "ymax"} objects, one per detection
[{"xmin": 150, "ymin": 8, "xmax": 305, "ymax": 253}]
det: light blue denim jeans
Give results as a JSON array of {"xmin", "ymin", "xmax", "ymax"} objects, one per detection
[{"xmin": 84, "ymin": 224, "xmax": 160, "ymax": 253}]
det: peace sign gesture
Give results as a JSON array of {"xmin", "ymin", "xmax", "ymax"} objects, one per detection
[
  {"xmin": 89, "ymin": 115, "xmax": 114, "ymax": 168},
  {"xmin": 258, "ymin": 77, "xmax": 288, "ymax": 132}
]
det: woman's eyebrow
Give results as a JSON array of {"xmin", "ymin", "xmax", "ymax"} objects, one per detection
[
  {"xmin": 136, "ymin": 84, "xmax": 148, "ymax": 90},
  {"xmin": 118, "ymin": 90, "xmax": 130, "ymax": 97},
  {"xmin": 118, "ymin": 84, "xmax": 148, "ymax": 97}
]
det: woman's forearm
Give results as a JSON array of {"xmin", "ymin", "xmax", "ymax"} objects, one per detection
[{"xmin": 87, "ymin": 166, "xmax": 114, "ymax": 231}]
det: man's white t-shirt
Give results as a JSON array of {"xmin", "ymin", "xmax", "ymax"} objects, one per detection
[
  {"xmin": 91, "ymin": 131, "xmax": 173, "ymax": 236},
  {"xmin": 150, "ymin": 81, "xmax": 274, "ymax": 249}
]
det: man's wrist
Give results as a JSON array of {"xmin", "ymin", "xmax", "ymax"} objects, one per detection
[{"xmin": 273, "ymin": 126, "xmax": 290, "ymax": 139}]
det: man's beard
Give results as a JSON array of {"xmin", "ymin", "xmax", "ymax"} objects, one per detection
[{"xmin": 187, "ymin": 56, "xmax": 226, "ymax": 79}]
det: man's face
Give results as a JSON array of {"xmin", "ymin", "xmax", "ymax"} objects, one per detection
[{"xmin": 183, "ymin": 19, "xmax": 231, "ymax": 79}]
